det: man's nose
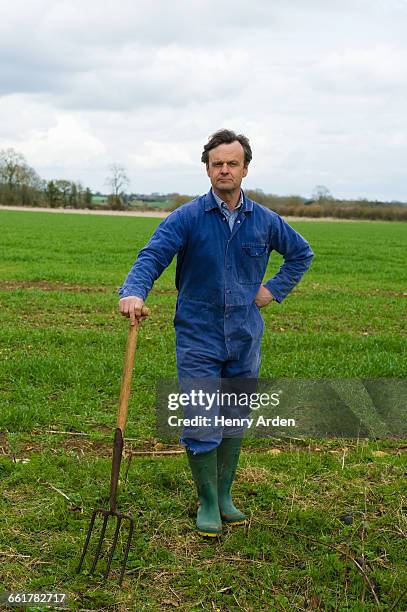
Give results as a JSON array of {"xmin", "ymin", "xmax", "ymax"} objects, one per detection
[{"xmin": 220, "ymin": 163, "xmax": 229, "ymax": 173}]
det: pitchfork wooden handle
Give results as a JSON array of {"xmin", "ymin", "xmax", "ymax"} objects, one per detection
[{"xmin": 116, "ymin": 307, "xmax": 150, "ymax": 432}]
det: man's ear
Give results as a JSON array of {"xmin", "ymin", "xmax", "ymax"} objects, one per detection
[
  {"xmin": 243, "ymin": 164, "xmax": 249, "ymax": 178},
  {"xmin": 206, "ymin": 163, "xmax": 210, "ymax": 177}
]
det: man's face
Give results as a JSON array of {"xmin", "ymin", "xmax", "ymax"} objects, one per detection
[{"xmin": 206, "ymin": 141, "xmax": 248, "ymax": 193}]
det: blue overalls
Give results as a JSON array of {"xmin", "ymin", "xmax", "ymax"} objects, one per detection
[{"xmin": 119, "ymin": 190, "xmax": 314, "ymax": 453}]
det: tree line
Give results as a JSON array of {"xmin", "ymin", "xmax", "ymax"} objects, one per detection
[
  {"xmin": 1, "ymin": 147, "xmax": 406, "ymax": 221},
  {"xmin": 243, "ymin": 189, "xmax": 407, "ymax": 222},
  {"xmin": 0, "ymin": 148, "xmax": 130, "ymax": 210},
  {"xmin": 0, "ymin": 148, "xmax": 93, "ymax": 209}
]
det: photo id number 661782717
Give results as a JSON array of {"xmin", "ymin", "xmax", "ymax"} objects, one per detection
[{"xmin": 0, "ymin": 592, "xmax": 68, "ymax": 607}]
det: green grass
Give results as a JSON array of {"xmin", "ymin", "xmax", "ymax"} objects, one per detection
[
  {"xmin": 0, "ymin": 210, "xmax": 406, "ymax": 610},
  {"xmin": 130, "ymin": 199, "xmax": 171, "ymax": 209}
]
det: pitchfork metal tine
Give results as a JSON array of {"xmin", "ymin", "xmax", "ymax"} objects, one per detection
[
  {"xmin": 90, "ymin": 512, "xmax": 109, "ymax": 574},
  {"xmin": 104, "ymin": 516, "xmax": 122, "ymax": 579},
  {"xmin": 76, "ymin": 509, "xmax": 98, "ymax": 573},
  {"xmin": 119, "ymin": 516, "xmax": 135, "ymax": 585}
]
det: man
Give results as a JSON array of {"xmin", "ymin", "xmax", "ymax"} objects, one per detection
[{"xmin": 119, "ymin": 129, "xmax": 314, "ymax": 537}]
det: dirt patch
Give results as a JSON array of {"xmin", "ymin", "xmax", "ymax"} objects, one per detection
[
  {"xmin": 238, "ymin": 466, "xmax": 270, "ymax": 484},
  {"xmin": 0, "ymin": 205, "xmax": 169, "ymax": 218},
  {"xmin": 0, "ymin": 280, "xmax": 109, "ymax": 293},
  {"xmin": 5, "ymin": 434, "xmax": 184, "ymax": 459},
  {"xmin": 362, "ymin": 289, "xmax": 407, "ymax": 298},
  {"xmin": 48, "ymin": 437, "xmax": 114, "ymax": 457},
  {"xmin": 0, "ymin": 432, "xmax": 9, "ymax": 455}
]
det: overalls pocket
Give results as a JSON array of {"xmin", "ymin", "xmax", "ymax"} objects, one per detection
[{"xmin": 238, "ymin": 243, "xmax": 268, "ymax": 284}]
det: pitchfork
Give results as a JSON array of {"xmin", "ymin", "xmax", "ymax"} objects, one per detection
[{"xmin": 77, "ymin": 309, "xmax": 149, "ymax": 584}]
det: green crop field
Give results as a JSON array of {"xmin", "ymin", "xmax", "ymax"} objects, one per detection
[
  {"xmin": 0, "ymin": 210, "xmax": 406, "ymax": 610},
  {"xmin": 130, "ymin": 200, "xmax": 171, "ymax": 209}
]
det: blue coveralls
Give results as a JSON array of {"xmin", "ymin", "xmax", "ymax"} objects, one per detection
[{"xmin": 119, "ymin": 190, "xmax": 314, "ymax": 453}]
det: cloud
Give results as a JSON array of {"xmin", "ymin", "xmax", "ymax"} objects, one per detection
[
  {"xmin": 59, "ymin": 44, "xmax": 252, "ymax": 111},
  {"xmin": 0, "ymin": 106, "xmax": 107, "ymax": 173},
  {"xmin": 312, "ymin": 45, "xmax": 407, "ymax": 94},
  {"xmin": 129, "ymin": 140, "xmax": 195, "ymax": 170},
  {"xmin": 24, "ymin": 115, "xmax": 106, "ymax": 166}
]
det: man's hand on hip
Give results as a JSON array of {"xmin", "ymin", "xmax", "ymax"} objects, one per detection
[
  {"xmin": 254, "ymin": 285, "xmax": 274, "ymax": 308},
  {"xmin": 119, "ymin": 296, "xmax": 146, "ymax": 325}
]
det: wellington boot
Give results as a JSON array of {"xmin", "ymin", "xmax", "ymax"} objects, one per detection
[
  {"xmin": 187, "ymin": 448, "xmax": 223, "ymax": 537},
  {"xmin": 217, "ymin": 438, "xmax": 247, "ymax": 525}
]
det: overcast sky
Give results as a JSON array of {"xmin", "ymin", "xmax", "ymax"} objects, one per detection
[{"xmin": 1, "ymin": 0, "xmax": 406, "ymax": 200}]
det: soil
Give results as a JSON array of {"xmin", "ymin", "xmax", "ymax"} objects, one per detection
[{"xmin": 0, "ymin": 280, "xmax": 109, "ymax": 292}]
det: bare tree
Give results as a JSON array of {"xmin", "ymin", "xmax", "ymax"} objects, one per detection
[
  {"xmin": 46, "ymin": 180, "xmax": 59, "ymax": 208},
  {"xmin": 54, "ymin": 179, "xmax": 72, "ymax": 208},
  {"xmin": 84, "ymin": 187, "xmax": 92, "ymax": 208},
  {"xmin": 105, "ymin": 163, "xmax": 129, "ymax": 209},
  {"xmin": 0, "ymin": 148, "xmax": 41, "ymax": 190},
  {"xmin": 0, "ymin": 147, "xmax": 44, "ymax": 206},
  {"xmin": 312, "ymin": 185, "xmax": 332, "ymax": 201}
]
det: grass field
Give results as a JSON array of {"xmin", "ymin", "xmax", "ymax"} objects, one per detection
[
  {"xmin": 129, "ymin": 200, "xmax": 171, "ymax": 210},
  {"xmin": 0, "ymin": 210, "xmax": 406, "ymax": 610}
]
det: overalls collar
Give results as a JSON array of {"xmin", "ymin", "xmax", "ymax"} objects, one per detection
[{"xmin": 203, "ymin": 190, "xmax": 253, "ymax": 213}]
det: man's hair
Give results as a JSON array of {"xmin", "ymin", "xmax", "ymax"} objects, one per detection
[{"xmin": 201, "ymin": 129, "xmax": 252, "ymax": 166}]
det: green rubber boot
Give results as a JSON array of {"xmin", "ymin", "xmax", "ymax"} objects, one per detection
[
  {"xmin": 217, "ymin": 438, "xmax": 247, "ymax": 525},
  {"xmin": 187, "ymin": 448, "xmax": 223, "ymax": 537}
]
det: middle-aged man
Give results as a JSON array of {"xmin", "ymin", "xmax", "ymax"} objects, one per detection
[{"xmin": 119, "ymin": 129, "xmax": 314, "ymax": 536}]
